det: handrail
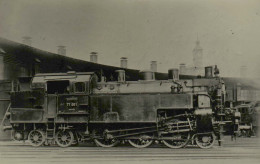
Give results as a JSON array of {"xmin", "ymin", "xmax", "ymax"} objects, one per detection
[{"xmin": 0, "ymin": 103, "xmax": 11, "ymax": 126}]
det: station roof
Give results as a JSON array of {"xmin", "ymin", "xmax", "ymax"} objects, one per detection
[
  {"xmin": 0, "ymin": 37, "xmax": 140, "ymax": 80},
  {"xmin": 1, "ymin": 37, "xmax": 259, "ymax": 90},
  {"xmin": 0, "ymin": 37, "xmax": 196, "ymax": 81}
]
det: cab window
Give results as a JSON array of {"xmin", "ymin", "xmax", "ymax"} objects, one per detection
[
  {"xmin": 47, "ymin": 80, "xmax": 70, "ymax": 94},
  {"xmin": 74, "ymin": 82, "xmax": 86, "ymax": 93},
  {"xmin": 239, "ymin": 107, "xmax": 247, "ymax": 114}
]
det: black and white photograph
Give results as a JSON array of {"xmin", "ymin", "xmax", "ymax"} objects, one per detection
[{"xmin": 0, "ymin": 0, "xmax": 260, "ymax": 163}]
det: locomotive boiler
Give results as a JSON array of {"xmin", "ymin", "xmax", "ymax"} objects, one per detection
[{"xmin": 3, "ymin": 66, "xmax": 226, "ymax": 149}]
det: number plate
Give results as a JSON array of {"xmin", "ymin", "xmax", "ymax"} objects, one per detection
[{"xmin": 66, "ymin": 97, "xmax": 78, "ymax": 111}]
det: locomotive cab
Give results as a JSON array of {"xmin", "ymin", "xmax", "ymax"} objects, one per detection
[
  {"xmin": 31, "ymin": 72, "xmax": 97, "ymax": 117},
  {"xmin": 9, "ymin": 72, "xmax": 98, "ymax": 146}
]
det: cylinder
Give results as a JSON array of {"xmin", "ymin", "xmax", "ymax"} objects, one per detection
[
  {"xmin": 115, "ymin": 70, "xmax": 125, "ymax": 82},
  {"xmin": 139, "ymin": 70, "xmax": 155, "ymax": 81},
  {"xmin": 205, "ymin": 66, "xmax": 213, "ymax": 78},
  {"xmin": 168, "ymin": 68, "xmax": 179, "ymax": 81}
]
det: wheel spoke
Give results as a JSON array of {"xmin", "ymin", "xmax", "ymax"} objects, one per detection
[
  {"xmin": 94, "ymin": 136, "xmax": 119, "ymax": 148},
  {"xmin": 195, "ymin": 133, "xmax": 215, "ymax": 149},
  {"xmin": 55, "ymin": 130, "xmax": 74, "ymax": 148},
  {"xmin": 28, "ymin": 130, "xmax": 45, "ymax": 147},
  {"xmin": 129, "ymin": 135, "xmax": 153, "ymax": 148},
  {"xmin": 162, "ymin": 133, "xmax": 190, "ymax": 149}
]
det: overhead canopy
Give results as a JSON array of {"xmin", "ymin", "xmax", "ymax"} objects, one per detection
[
  {"xmin": 0, "ymin": 37, "xmax": 197, "ymax": 81},
  {"xmin": 0, "ymin": 37, "xmax": 141, "ymax": 81},
  {"xmin": 1, "ymin": 37, "xmax": 260, "ymax": 90}
]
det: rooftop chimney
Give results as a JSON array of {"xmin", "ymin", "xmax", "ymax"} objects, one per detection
[
  {"xmin": 168, "ymin": 68, "xmax": 179, "ymax": 81},
  {"xmin": 240, "ymin": 65, "xmax": 247, "ymax": 78},
  {"xmin": 179, "ymin": 63, "xmax": 186, "ymax": 74},
  {"xmin": 150, "ymin": 61, "xmax": 157, "ymax": 72},
  {"xmin": 115, "ymin": 70, "xmax": 125, "ymax": 82},
  {"xmin": 22, "ymin": 36, "xmax": 32, "ymax": 46},
  {"xmin": 57, "ymin": 46, "xmax": 66, "ymax": 56},
  {"xmin": 90, "ymin": 52, "xmax": 98, "ymax": 63},
  {"xmin": 120, "ymin": 57, "xmax": 128, "ymax": 68}
]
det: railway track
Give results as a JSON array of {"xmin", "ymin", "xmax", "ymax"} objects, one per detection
[{"xmin": 0, "ymin": 136, "xmax": 259, "ymax": 164}]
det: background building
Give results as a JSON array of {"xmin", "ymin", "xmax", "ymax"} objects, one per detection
[{"xmin": 179, "ymin": 38, "xmax": 204, "ymax": 76}]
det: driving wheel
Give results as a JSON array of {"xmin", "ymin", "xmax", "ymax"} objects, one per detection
[
  {"xmin": 55, "ymin": 130, "xmax": 74, "ymax": 147},
  {"xmin": 28, "ymin": 130, "xmax": 46, "ymax": 147},
  {"xmin": 128, "ymin": 135, "xmax": 153, "ymax": 148}
]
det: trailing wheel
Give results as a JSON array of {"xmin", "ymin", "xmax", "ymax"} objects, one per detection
[
  {"xmin": 128, "ymin": 135, "xmax": 153, "ymax": 148},
  {"xmin": 55, "ymin": 130, "xmax": 74, "ymax": 147},
  {"xmin": 162, "ymin": 133, "xmax": 190, "ymax": 149},
  {"xmin": 28, "ymin": 130, "xmax": 46, "ymax": 147},
  {"xmin": 195, "ymin": 133, "xmax": 215, "ymax": 149}
]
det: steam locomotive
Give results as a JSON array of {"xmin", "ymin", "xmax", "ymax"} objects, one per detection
[
  {"xmin": 231, "ymin": 102, "xmax": 260, "ymax": 137},
  {"xmin": 3, "ymin": 66, "xmax": 227, "ymax": 149}
]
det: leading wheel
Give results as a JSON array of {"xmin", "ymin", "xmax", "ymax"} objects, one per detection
[
  {"xmin": 55, "ymin": 130, "xmax": 74, "ymax": 147},
  {"xmin": 28, "ymin": 130, "xmax": 46, "ymax": 147},
  {"xmin": 128, "ymin": 135, "xmax": 153, "ymax": 148},
  {"xmin": 162, "ymin": 133, "xmax": 190, "ymax": 149},
  {"xmin": 195, "ymin": 133, "xmax": 215, "ymax": 149}
]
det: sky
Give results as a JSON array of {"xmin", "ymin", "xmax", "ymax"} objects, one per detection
[{"xmin": 0, "ymin": 0, "xmax": 260, "ymax": 77}]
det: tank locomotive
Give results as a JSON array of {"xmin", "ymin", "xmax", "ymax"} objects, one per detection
[{"xmin": 4, "ymin": 66, "xmax": 226, "ymax": 149}]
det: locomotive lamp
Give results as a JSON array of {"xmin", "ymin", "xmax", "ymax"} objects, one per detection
[{"xmin": 214, "ymin": 65, "xmax": 220, "ymax": 77}]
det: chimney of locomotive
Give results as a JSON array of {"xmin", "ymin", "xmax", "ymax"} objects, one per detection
[
  {"xmin": 150, "ymin": 61, "xmax": 157, "ymax": 72},
  {"xmin": 57, "ymin": 46, "xmax": 66, "ymax": 56},
  {"xmin": 168, "ymin": 68, "xmax": 179, "ymax": 81},
  {"xmin": 179, "ymin": 63, "xmax": 186, "ymax": 74},
  {"xmin": 115, "ymin": 70, "xmax": 125, "ymax": 82},
  {"xmin": 120, "ymin": 57, "xmax": 128, "ymax": 68},
  {"xmin": 90, "ymin": 52, "xmax": 98, "ymax": 63},
  {"xmin": 205, "ymin": 66, "xmax": 213, "ymax": 78},
  {"xmin": 22, "ymin": 36, "xmax": 32, "ymax": 46}
]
